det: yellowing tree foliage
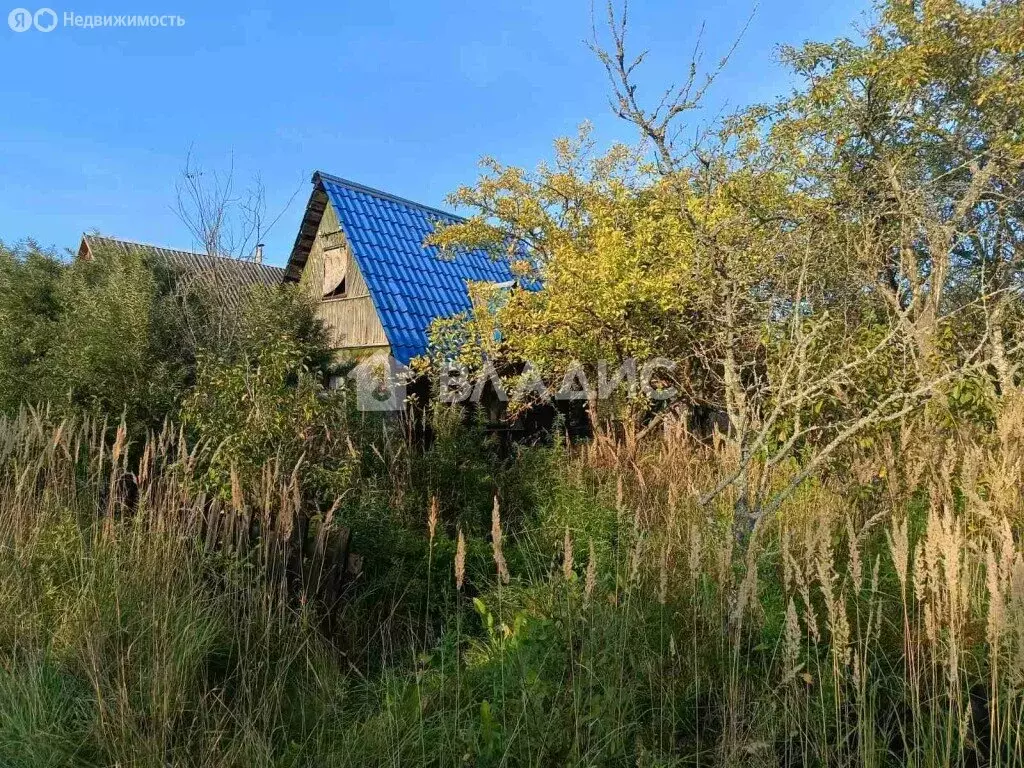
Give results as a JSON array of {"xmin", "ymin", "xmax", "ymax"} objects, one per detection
[{"xmin": 428, "ymin": 0, "xmax": 1024, "ymax": 536}]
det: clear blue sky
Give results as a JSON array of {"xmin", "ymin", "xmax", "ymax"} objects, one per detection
[{"xmin": 1, "ymin": 0, "xmax": 870, "ymax": 267}]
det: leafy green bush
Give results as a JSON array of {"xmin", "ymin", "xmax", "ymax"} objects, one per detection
[
  {"xmin": 0, "ymin": 240, "xmax": 65, "ymax": 412},
  {"xmin": 0, "ymin": 239, "xmax": 212, "ymax": 431},
  {"xmin": 180, "ymin": 284, "xmax": 348, "ymax": 501},
  {"xmin": 53, "ymin": 240, "xmax": 197, "ymax": 430}
]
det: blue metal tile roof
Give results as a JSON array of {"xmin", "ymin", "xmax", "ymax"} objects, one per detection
[{"xmin": 318, "ymin": 174, "xmax": 518, "ymax": 364}]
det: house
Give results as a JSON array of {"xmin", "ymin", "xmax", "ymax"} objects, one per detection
[
  {"xmin": 283, "ymin": 172, "xmax": 518, "ymax": 364},
  {"xmin": 77, "ymin": 234, "xmax": 286, "ymax": 309},
  {"xmin": 78, "ymin": 173, "xmax": 519, "ymax": 367}
]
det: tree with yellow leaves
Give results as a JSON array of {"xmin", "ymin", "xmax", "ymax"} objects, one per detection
[{"xmin": 429, "ymin": 0, "xmax": 1024, "ymax": 542}]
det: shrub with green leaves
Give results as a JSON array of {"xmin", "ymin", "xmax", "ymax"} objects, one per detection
[
  {"xmin": 180, "ymin": 284, "xmax": 352, "ymax": 502},
  {"xmin": 0, "ymin": 239, "xmax": 209, "ymax": 431},
  {"xmin": 0, "ymin": 240, "xmax": 65, "ymax": 412}
]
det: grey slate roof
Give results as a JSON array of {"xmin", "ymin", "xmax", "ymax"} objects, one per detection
[{"xmin": 79, "ymin": 235, "xmax": 285, "ymax": 308}]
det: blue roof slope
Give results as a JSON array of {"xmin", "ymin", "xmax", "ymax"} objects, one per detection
[{"xmin": 319, "ymin": 174, "xmax": 518, "ymax": 364}]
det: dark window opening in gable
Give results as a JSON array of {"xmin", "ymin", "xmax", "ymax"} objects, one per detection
[
  {"xmin": 322, "ymin": 245, "xmax": 348, "ymax": 299},
  {"xmin": 324, "ymin": 276, "xmax": 347, "ymax": 298}
]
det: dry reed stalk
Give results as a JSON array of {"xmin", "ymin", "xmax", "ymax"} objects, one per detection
[
  {"xmin": 562, "ymin": 526, "xmax": 574, "ymax": 581},
  {"xmin": 1008, "ymin": 559, "xmax": 1024, "ymax": 682},
  {"xmin": 986, "ymin": 545, "xmax": 1006, "ymax": 653},
  {"xmin": 658, "ymin": 542, "xmax": 668, "ymax": 606},
  {"xmin": 888, "ymin": 516, "xmax": 910, "ymax": 597},
  {"xmin": 783, "ymin": 598, "xmax": 802, "ymax": 682},
  {"xmin": 731, "ymin": 545, "xmax": 760, "ymax": 634},
  {"xmin": 687, "ymin": 522, "xmax": 701, "ymax": 581},
  {"xmin": 112, "ymin": 421, "xmax": 126, "ymax": 467},
  {"xmin": 137, "ymin": 438, "xmax": 152, "ymax": 489},
  {"xmin": 781, "ymin": 526, "xmax": 793, "ymax": 594},
  {"xmin": 584, "ymin": 539, "xmax": 597, "ymax": 606},
  {"xmin": 313, "ymin": 497, "xmax": 341, "ymax": 563},
  {"xmin": 455, "ymin": 529, "xmax": 466, "ymax": 591},
  {"xmin": 427, "ymin": 496, "xmax": 439, "ymax": 544},
  {"xmin": 491, "ymin": 495, "xmax": 509, "ymax": 585},
  {"xmin": 788, "ymin": 530, "xmax": 818, "ymax": 643},
  {"xmin": 845, "ymin": 516, "xmax": 862, "ymax": 593},
  {"xmin": 628, "ymin": 534, "xmax": 644, "ymax": 588},
  {"xmin": 912, "ymin": 538, "xmax": 927, "ymax": 609}
]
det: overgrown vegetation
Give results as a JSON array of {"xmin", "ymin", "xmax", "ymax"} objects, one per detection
[
  {"xmin": 5, "ymin": 399, "xmax": 1024, "ymax": 766},
  {"xmin": 2, "ymin": 0, "xmax": 1024, "ymax": 764}
]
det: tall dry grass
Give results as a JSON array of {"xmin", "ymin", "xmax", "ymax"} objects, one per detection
[
  {"xmin": 545, "ymin": 399, "xmax": 1024, "ymax": 766},
  {"xmin": 0, "ymin": 407, "xmax": 354, "ymax": 766},
  {"xmin": 3, "ymin": 399, "xmax": 1024, "ymax": 765}
]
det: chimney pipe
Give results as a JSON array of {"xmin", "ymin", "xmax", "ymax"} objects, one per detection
[{"xmin": 254, "ymin": 243, "xmax": 264, "ymax": 264}]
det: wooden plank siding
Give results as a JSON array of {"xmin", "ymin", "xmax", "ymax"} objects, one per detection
[{"xmin": 299, "ymin": 203, "xmax": 390, "ymax": 354}]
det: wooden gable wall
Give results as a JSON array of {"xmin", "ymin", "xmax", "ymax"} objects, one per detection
[{"xmin": 299, "ymin": 202, "xmax": 390, "ymax": 355}]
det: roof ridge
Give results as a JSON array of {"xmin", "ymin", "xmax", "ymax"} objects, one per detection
[
  {"xmin": 313, "ymin": 172, "xmax": 466, "ymax": 223},
  {"xmin": 84, "ymin": 234, "xmax": 283, "ymax": 271}
]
